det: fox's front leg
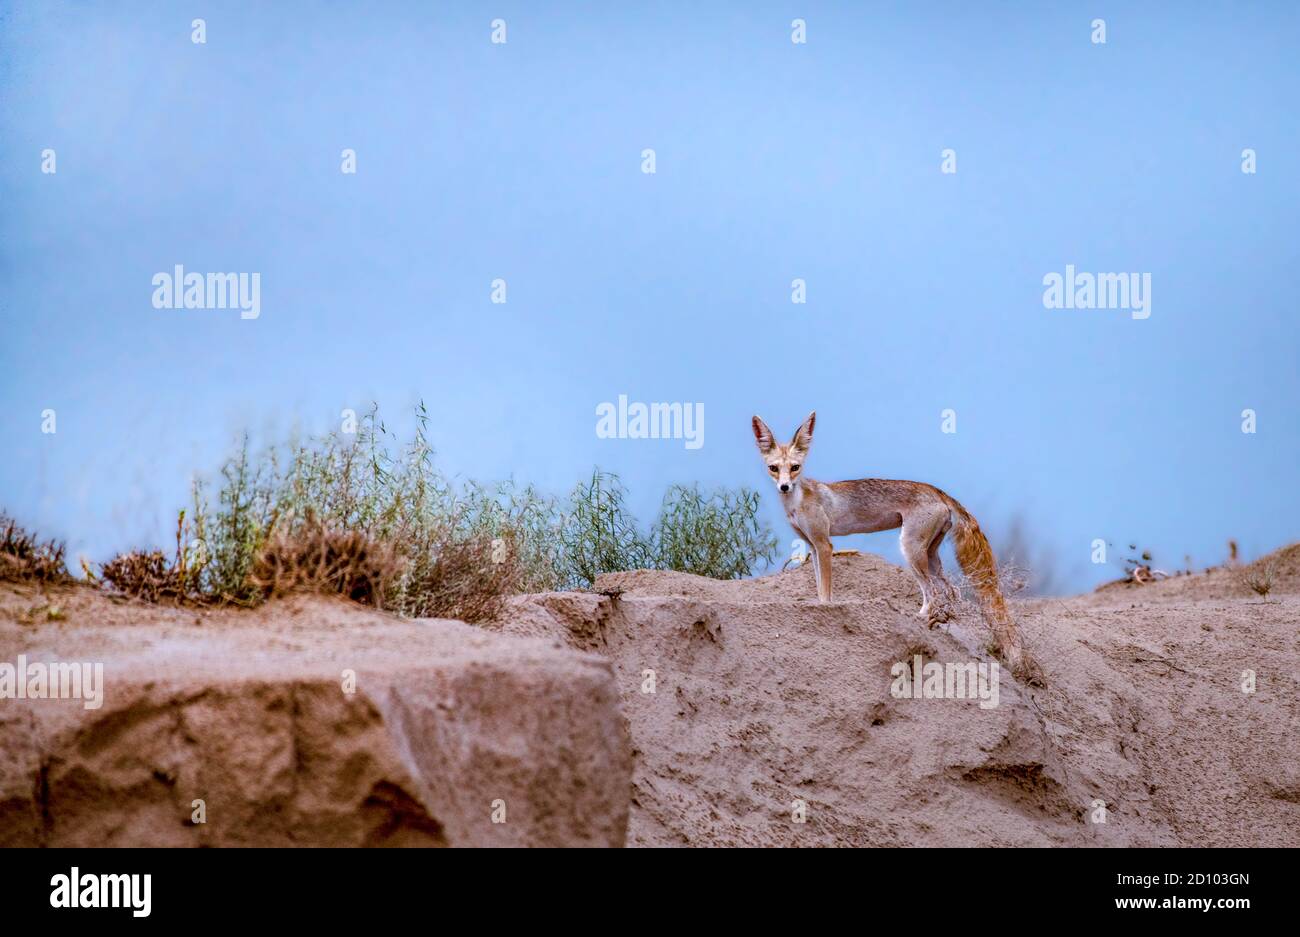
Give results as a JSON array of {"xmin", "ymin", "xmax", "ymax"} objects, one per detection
[{"xmin": 812, "ymin": 536, "xmax": 833, "ymax": 602}]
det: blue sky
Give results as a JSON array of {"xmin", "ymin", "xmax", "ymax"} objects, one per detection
[{"xmin": 2, "ymin": 1, "xmax": 1297, "ymax": 593}]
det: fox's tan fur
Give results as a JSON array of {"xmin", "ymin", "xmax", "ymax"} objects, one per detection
[{"xmin": 752, "ymin": 411, "xmax": 1030, "ymax": 677}]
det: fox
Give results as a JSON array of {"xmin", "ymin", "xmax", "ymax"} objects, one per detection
[{"xmin": 752, "ymin": 411, "xmax": 1032, "ymax": 678}]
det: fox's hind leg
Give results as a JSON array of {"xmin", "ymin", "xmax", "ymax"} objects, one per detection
[
  {"xmin": 901, "ymin": 507, "xmax": 953, "ymax": 625},
  {"xmin": 926, "ymin": 515, "xmax": 959, "ymax": 611}
]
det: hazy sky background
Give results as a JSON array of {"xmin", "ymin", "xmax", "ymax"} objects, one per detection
[{"xmin": 2, "ymin": 1, "xmax": 1297, "ymax": 593}]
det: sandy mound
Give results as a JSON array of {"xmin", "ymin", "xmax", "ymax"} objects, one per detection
[
  {"xmin": 0, "ymin": 589, "xmax": 630, "ymax": 847},
  {"xmin": 4, "ymin": 542, "xmax": 1295, "ymax": 848},
  {"xmin": 494, "ymin": 547, "xmax": 1300, "ymax": 847}
]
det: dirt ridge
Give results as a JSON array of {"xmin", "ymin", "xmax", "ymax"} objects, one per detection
[{"xmin": 495, "ymin": 547, "xmax": 1300, "ymax": 846}]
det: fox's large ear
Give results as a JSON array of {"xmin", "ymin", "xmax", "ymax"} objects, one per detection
[
  {"xmin": 791, "ymin": 411, "xmax": 816, "ymax": 452},
  {"xmin": 752, "ymin": 415, "xmax": 776, "ymax": 454}
]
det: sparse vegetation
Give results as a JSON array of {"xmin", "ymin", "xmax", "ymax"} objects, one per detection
[
  {"xmin": 0, "ymin": 514, "xmax": 69, "ymax": 584},
  {"xmin": 390, "ymin": 531, "xmax": 518, "ymax": 622},
  {"xmin": 250, "ymin": 518, "xmax": 400, "ymax": 609},
  {"xmin": 1233, "ymin": 553, "xmax": 1278, "ymax": 597},
  {"xmin": 556, "ymin": 470, "xmax": 652, "ymax": 590},
  {"xmin": 96, "ymin": 513, "xmax": 204, "ymax": 604},
  {"xmin": 652, "ymin": 483, "xmax": 775, "ymax": 582},
  {"xmin": 99, "ymin": 550, "xmax": 191, "ymax": 603},
  {"xmin": 84, "ymin": 404, "xmax": 777, "ymax": 616}
]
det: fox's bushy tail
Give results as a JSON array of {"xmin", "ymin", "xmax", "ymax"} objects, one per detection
[{"xmin": 945, "ymin": 497, "xmax": 1037, "ymax": 681}]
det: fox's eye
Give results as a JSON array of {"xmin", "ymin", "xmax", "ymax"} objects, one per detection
[
  {"xmin": 791, "ymin": 464, "xmax": 801, "ymax": 472},
  {"xmin": 768, "ymin": 465, "xmax": 779, "ymax": 473}
]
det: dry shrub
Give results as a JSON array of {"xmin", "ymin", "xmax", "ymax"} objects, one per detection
[
  {"xmin": 0, "ymin": 515, "xmax": 69, "ymax": 584},
  {"xmin": 250, "ymin": 521, "xmax": 400, "ymax": 606},
  {"xmin": 99, "ymin": 550, "xmax": 190, "ymax": 603},
  {"xmin": 394, "ymin": 533, "xmax": 519, "ymax": 623},
  {"xmin": 1233, "ymin": 553, "xmax": 1278, "ymax": 597},
  {"xmin": 97, "ymin": 513, "xmax": 205, "ymax": 604}
]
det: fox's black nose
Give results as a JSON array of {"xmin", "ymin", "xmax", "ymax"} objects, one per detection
[{"xmin": 779, "ymin": 483, "xmax": 790, "ymax": 493}]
